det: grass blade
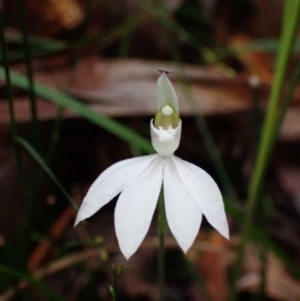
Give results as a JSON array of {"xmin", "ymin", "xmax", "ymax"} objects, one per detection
[
  {"xmin": 228, "ymin": 2, "xmax": 300, "ymax": 300},
  {"xmin": 16, "ymin": 0, "xmax": 40, "ymax": 150},
  {"xmin": 0, "ymin": 264, "xmax": 66, "ymax": 301},
  {"xmin": 16, "ymin": 137, "xmax": 78, "ymax": 211},
  {"xmin": 0, "ymin": 67, "xmax": 154, "ymax": 154}
]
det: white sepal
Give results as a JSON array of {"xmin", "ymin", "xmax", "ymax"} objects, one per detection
[
  {"xmin": 115, "ymin": 157, "xmax": 164, "ymax": 259},
  {"xmin": 74, "ymin": 155, "xmax": 157, "ymax": 226},
  {"xmin": 150, "ymin": 119, "xmax": 181, "ymax": 157},
  {"xmin": 171, "ymin": 156, "xmax": 229, "ymax": 239},
  {"xmin": 157, "ymin": 72, "xmax": 179, "ymax": 113},
  {"xmin": 164, "ymin": 158, "xmax": 202, "ymax": 253}
]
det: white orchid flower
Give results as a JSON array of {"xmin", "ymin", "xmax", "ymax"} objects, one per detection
[{"xmin": 75, "ymin": 72, "xmax": 229, "ymax": 259}]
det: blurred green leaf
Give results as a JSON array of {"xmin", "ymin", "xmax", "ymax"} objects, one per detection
[
  {"xmin": 0, "ymin": 264, "xmax": 66, "ymax": 301},
  {"xmin": 4, "ymin": 32, "xmax": 66, "ymax": 49},
  {"xmin": 0, "ymin": 67, "xmax": 154, "ymax": 154}
]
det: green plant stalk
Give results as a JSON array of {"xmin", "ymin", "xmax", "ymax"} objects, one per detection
[
  {"xmin": 0, "ymin": 11, "xmax": 28, "ymax": 195},
  {"xmin": 249, "ymin": 0, "xmax": 300, "ymax": 195},
  {"xmin": 158, "ymin": 191, "xmax": 167, "ymax": 301},
  {"xmin": 228, "ymin": 2, "xmax": 300, "ymax": 301},
  {"xmin": 113, "ymin": 275, "xmax": 119, "ymax": 301},
  {"xmin": 0, "ymin": 16, "xmax": 34, "ymax": 271},
  {"xmin": 16, "ymin": 0, "xmax": 43, "ymax": 258},
  {"xmin": 16, "ymin": 0, "xmax": 40, "ymax": 150}
]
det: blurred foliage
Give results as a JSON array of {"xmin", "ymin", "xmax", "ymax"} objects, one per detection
[{"xmin": 1, "ymin": 0, "xmax": 300, "ymax": 301}]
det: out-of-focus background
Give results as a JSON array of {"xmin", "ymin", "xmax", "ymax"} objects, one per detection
[{"xmin": 1, "ymin": 0, "xmax": 300, "ymax": 300}]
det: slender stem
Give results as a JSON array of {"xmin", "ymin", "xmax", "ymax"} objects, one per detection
[
  {"xmin": 0, "ymin": 9, "xmax": 28, "ymax": 194},
  {"xmin": 0, "ymin": 9, "xmax": 33, "ymax": 264},
  {"xmin": 158, "ymin": 191, "xmax": 166, "ymax": 301},
  {"xmin": 16, "ymin": 0, "xmax": 40, "ymax": 150},
  {"xmin": 16, "ymin": 0, "xmax": 42, "ymax": 244},
  {"xmin": 113, "ymin": 276, "xmax": 118, "ymax": 301},
  {"xmin": 227, "ymin": 2, "xmax": 300, "ymax": 301}
]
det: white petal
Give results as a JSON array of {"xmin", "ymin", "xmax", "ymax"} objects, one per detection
[
  {"xmin": 75, "ymin": 155, "xmax": 158, "ymax": 226},
  {"xmin": 157, "ymin": 73, "xmax": 179, "ymax": 112},
  {"xmin": 115, "ymin": 157, "xmax": 164, "ymax": 259},
  {"xmin": 171, "ymin": 156, "xmax": 229, "ymax": 239},
  {"xmin": 163, "ymin": 158, "xmax": 202, "ymax": 253}
]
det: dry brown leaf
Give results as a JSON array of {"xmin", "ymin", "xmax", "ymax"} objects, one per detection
[
  {"xmin": 0, "ymin": 58, "xmax": 260, "ymax": 119},
  {"xmin": 229, "ymin": 34, "xmax": 274, "ymax": 85},
  {"xmin": 0, "ymin": 248, "xmax": 103, "ymax": 301},
  {"xmin": 1, "ymin": 58, "xmax": 300, "ymax": 140},
  {"xmin": 27, "ymin": 186, "xmax": 84, "ymax": 271},
  {"xmin": 26, "ymin": 0, "xmax": 84, "ymax": 35},
  {"xmin": 0, "ymin": 98, "xmax": 75, "ymax": 124},
  {"xmin": 196, "ymin": 232, "xmax": 230, "ymax": 301},
  {"xmin": 239, "ymin": 244, "xmax": 300, "ymax": 301}
]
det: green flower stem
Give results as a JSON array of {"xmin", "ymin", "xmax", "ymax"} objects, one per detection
[
  {"xmin": 158, "ymin": 191, "xmax": 167, "ymax": 301},
  {"xmin": 16, "ymin": 0, "xmax": 40, "ymax": 150},
  {"xmin": 228, "ymin": 2, "xmax": 300, "ymax": 301},
  {"xmin": 109, "ymin": 264, "xmax": 123, "ymax": 301},
  {"xmin": 0, "ymin": 8, "xmax": 35, "ymax": 268},
  {"xmin": 113, "ymin": 278, "xmax": 119, "ymax": 301},
  {"xmin": 0, "ymin": 10, "xmax": 28, "ymax": 195},
  {"xmin": 16, "ymin": 0, "xmax": 42, "ymax": 247}
]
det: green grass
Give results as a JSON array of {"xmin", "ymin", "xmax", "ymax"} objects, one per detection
[{"xmin": 1, "ymin": 0, "xmax": 300, "ymax": 300}]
